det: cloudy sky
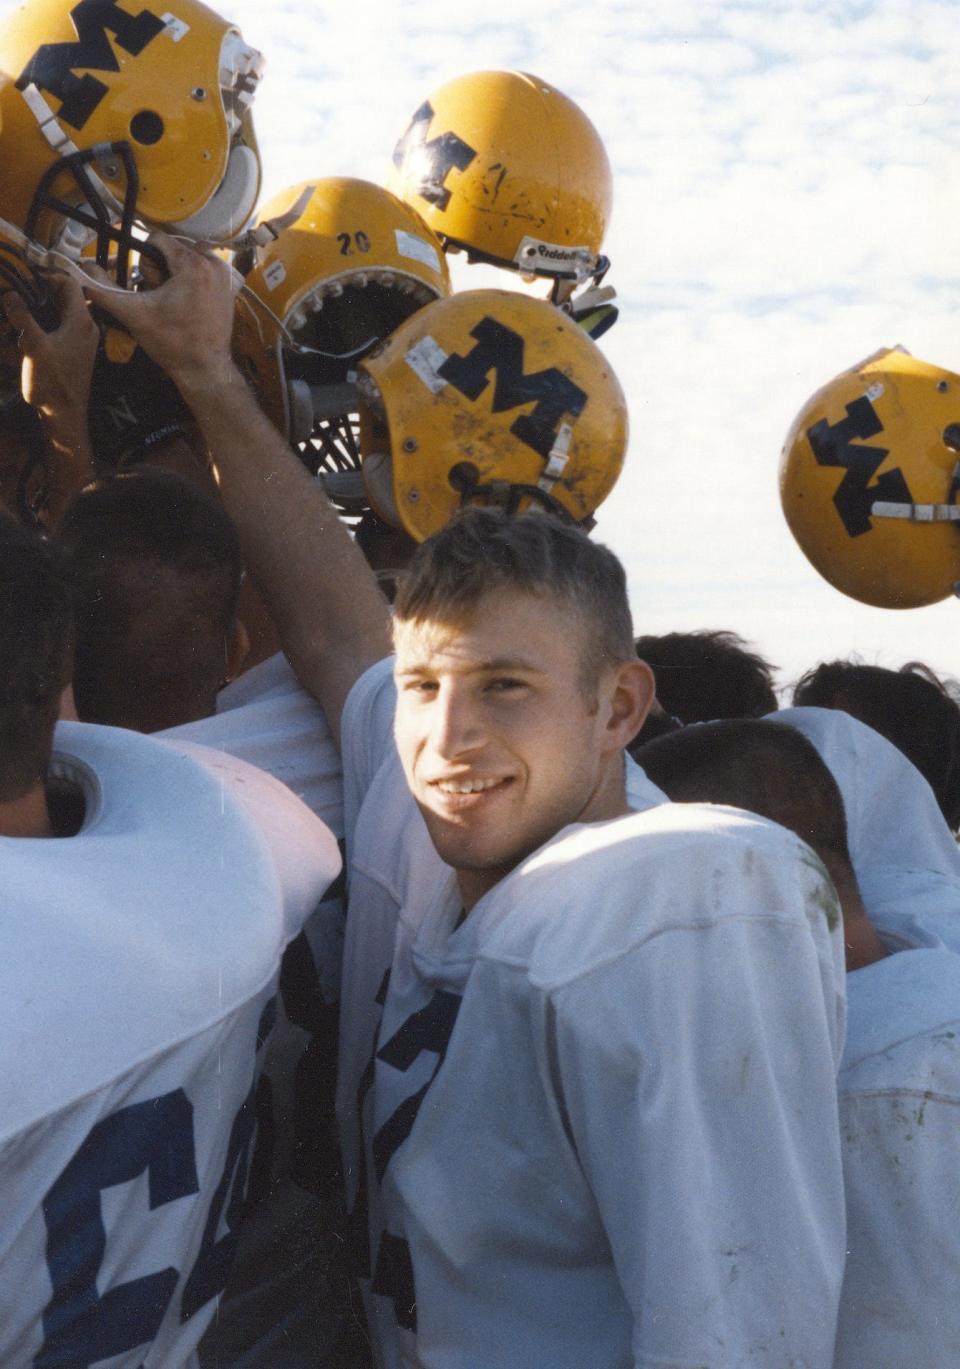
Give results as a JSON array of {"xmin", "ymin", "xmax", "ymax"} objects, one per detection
[{"xmin": 24, "ymin": 0, "xmax": 960, "ymax": 692}]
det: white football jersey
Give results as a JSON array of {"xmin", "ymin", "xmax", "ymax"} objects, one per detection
[
  {"xmin": 772, "ymin": 707, "xmax": 960, "ymax": 907},
  {"xmin": 0, "ymin": 723, "xmax": 340, "ymax": 1369},
  {"xmin": 836, "ymin": 940, "xmax": 960, "ymax": 1368},
  {"xmin": 358, "ymin": 805, "xmax": 847, "ymax": 1368},
  {"xmin": 160, "ymin": 655, "xmax": 349, "ymax": 1366}
]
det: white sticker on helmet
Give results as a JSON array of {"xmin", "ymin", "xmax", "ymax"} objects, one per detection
[
  {"xmin": 405, "ymin": 336, "xmax": 449, "ymax": 394},
  {"xmin": 263, "ymin": 260, "xmax": 286, "ymax": 291},
  {"xmin": 160, "ymin": 13, "xmax": 190, "ymax": 41},
  {"xmin": 395, "ymin": 230, "xmax": 441, "ymax": 276},
  {"xmin": 514, "ymin": 235, "xmax": 595, "ymax": 281}
]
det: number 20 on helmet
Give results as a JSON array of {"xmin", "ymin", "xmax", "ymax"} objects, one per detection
[
  {"xmin": 355, "ymin": 288, "xmax": 628, "ymax": 542},
  {"xmin": 780, "ymin": 347, "xmax": 960, "ymax": 608}
]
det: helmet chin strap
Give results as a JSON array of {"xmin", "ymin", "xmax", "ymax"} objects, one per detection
[{"xmin": 447, "ymin": 463, "xmax": 595, "ymax": 531}]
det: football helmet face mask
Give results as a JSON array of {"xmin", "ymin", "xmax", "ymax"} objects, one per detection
[
  {"xmin": 232, "ymin": 177, "xmax": 450, "ymax": 511},
  {"xmin": 781, "ymin": 347, "xmax": 960, "ymax": 608},
  {"xmin": 0, "ymin": 0, "xmax": 263, "ymax": 284},
  {"xmin": 388, "ymin": 71, "xmax": 613, "ymax": 292},
  {"xmin": 356, "ymin": 287, "xmax": 628, "ymax": 543}
]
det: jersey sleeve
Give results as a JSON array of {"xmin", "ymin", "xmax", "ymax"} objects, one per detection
[
  {"xmin": 157, "ymin": 738, "xmax": 342, "ymax": 944},
  {"xmin": 340, "ymin": 655, "xmax": 398, "ymax": 850},
  {"xmin": 549, "ymin": 912, "xmax": 845, "ymax": 1368}
]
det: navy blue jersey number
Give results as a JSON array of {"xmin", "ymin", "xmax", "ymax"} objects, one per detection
[
  {"xmin": 36, "ymin": 998, "xmax": 276, "ymax": 1366},
  {"xmin": 36, "ymin": 1089, "xmax": 199, "ymax": 1368}
]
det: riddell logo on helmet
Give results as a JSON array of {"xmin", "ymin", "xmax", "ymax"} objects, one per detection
[
  {"xmin": 515, "ymin": 236, "xmax": 592, "ymax": 274},
  {"xmin": 17, "ymin": 0, "xmax": 167, "ymax": 132}
]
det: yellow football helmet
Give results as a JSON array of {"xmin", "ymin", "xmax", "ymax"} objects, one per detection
[
  {"xmin": 781, "ymin": 347, "xmax": 960, "ymax": 608},
  {"xmin": 0, "ymin": 0, "xmax": 263, "ymax": 284},
  {"xmin": 233, "ymin": 177, "xmax": 450, "ymax": 509},
  {"xmin": 356, "ymin": 287, "xmax": 627, "ymax": 542},
  {"xmin": 388, "ymin": 71, "xmax": 612, "ymax": 290}
]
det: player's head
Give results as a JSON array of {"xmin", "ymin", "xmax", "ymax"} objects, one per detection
[
  {"xmin": 633, "ymin": 630, "xmax": 779, "ymax": 725},
  {"xmin": 793, "ymin": 658, "xmax": 960, "ymax": 831},
  {"xmin": 388, "ymin": 70, "xmax": 612, "ymax": 292},
  {"xmin": 357, "ymin": 287, "xmax": 628, "ymax": 542},
  {"xmin": 0, "ymin": 0, "xmax": 264, "ymax": 284},
  {"xmin": 392, "ymin": 507, "xmax": 653, "ymax": 906},
  {"xmin": 58, "ymin": 467, "xmax": 243, "ymax": 732},
  {"xmin": 780, "ymin": 347, "xmax": 960, "ymax": 608},
  {"xmin": 0, "ymin": 512, "xmax": 73, "ymax": 801},
  {"xmin": 635, "ymin": 718, "xmax": 854, "ymax": 893}
]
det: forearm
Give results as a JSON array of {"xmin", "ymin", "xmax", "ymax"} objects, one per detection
[
  {"xmin": 178, "ymin": 364, "xmax": 391, "ymax": 736},
  {"xmin": 38, "ymin": 410, "xmax": 95, "ymax": 527}
]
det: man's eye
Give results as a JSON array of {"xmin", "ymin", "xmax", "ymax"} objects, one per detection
[
  {"xmin": 402, "ymin": 679, "xmax": 437, "ymax": 695},
  {"xmin": 486, "ymin": 678, "xmax": 526, "ymax": 693}
]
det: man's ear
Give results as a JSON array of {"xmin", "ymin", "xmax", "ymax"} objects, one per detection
[{"xmin": 604, "ymin": 657, "xmax": 655, "ymax": 749}]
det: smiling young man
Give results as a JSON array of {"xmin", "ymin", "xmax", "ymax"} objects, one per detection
[{"xmin": 336, "ymin": 510, "xmax": 847, "ymax": 1369}]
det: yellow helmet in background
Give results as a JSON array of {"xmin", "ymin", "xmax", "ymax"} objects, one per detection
[
  {"xmin": 0, "ymin": 0, "xmax": 263, "ymax": 282},
  {"xmin": 780, "ymin": 347, "xmax": 960, "ymax": 609},
  {"xmin": 356, "ymin": 287, "xmax": 627, "ymax": 543},
  {"xmin": 388, "ymin": 71, "xmax": 612, "ymax": 286},
  {"xmin": 233, "ymin": 177, "xmax": 450, "ymax": 510}
]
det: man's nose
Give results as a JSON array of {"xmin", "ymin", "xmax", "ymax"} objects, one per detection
[{"xmin": 429, "ymin": 681, "xmax": 485, "ymax": 761}]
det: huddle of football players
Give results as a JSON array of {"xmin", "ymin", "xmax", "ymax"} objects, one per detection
[{"xmin": 0, "ymin": 1, "xmax": 959, "ymax": 1368}]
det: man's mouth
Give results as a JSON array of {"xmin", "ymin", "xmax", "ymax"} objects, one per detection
[{"xmin": 434, "ymin": 776, "xmax": 505, "ymax": 795}]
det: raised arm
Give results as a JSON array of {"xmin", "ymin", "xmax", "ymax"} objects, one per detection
[{"xmin": 82, "ymin": 235, "xmax": 391, "ymax": 743}]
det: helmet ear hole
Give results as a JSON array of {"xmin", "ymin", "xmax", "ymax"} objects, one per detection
[
  {"xmin": 130, "ymin": 111, "xmax": 164, "ymax": 145},
  {"xmin": 448, "ymin": 461, "xmax": 479, "ymax": 493}
]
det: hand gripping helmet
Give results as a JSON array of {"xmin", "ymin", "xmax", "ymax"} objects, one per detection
[
  {"xmin": 0, "ymin": 0, "xmax": 263, "ymax": 284},
  {"xmin": 356, "ymin": 287, "xmax": 627, "ymax": 542},
  {"xmin": 781, "ymin": 347, "xmax": 960, "ymax": 608},
  {"xmin": 232, "ymin": 177, "xmax": 450, "ymax": 512},
  {"xmin": 388, "ymin": 71, "xmax": 612, "ymax": 293},
  {"xmin": 0, "ymin": 216, "xmax": 66, "ymax": 383}
]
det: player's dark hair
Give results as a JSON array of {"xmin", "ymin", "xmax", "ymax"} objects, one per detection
[
  {"xmin": 634, "ymin": 718, "xmax": 853, "ymax": 877},
  {"xmin": 792, "ymin": 658, "xmax": 960, "ymax": 831},
  {"xmin": 58, "ymin": 469, "xmax": 242, "ymax": 732},
  {"xmin": 394, "ymin": 506, "xmax": 634, "ymax": 689},
  {"xmin": 633, "ymin": 629, "xmax": 778, "ymax": 723},
  {"xmin": 0, "ymin": 515, "xmax": 73, "ymax": 800}
]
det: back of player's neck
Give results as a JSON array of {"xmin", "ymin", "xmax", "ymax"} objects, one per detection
[{"xmin": 0, "ymin": 782, "xmax": 55, "ymax": 839}]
